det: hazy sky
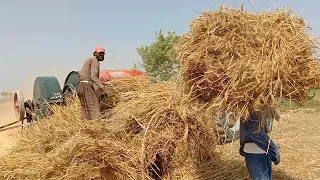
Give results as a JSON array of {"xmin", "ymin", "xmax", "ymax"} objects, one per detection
[{"xmin": 0, "ymin": 0, "xmax": 319, "ymax": 95}]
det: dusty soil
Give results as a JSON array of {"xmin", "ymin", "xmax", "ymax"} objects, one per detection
[
  {"xmin": 0, "ymin": 101, "xmax": 20, "ymax": 157},
  {"xmin": 212, "ymin": 111, "xmax": 320, "ymax": 180}
]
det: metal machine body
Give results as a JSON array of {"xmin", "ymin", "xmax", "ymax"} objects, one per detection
[{"xmin": 33, "ymin": 76, "xmax": 64, "ymax": 116}]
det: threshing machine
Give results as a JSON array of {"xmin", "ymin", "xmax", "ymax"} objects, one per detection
[
  {"xmin": 13, "ymin": 69, "xmax": 146, "ymax": 125},
  {"xmin": 9, "ymin": 69, "xmax": 251, "ymax": 144}
]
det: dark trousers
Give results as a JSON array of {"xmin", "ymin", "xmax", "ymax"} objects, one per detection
[{"xmin": 245, "ymin": 153, "xmax": 272, "ymax": 180}]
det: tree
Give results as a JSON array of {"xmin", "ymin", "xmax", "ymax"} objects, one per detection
[
  {"xmin": 136, "ymin": 30, "xmax": 180, "ymax": 82},
  {"xmin": 0, "ymin": 92, "xmax": 13, "ymax": 101}
]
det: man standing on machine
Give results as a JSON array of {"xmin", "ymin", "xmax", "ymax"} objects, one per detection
[{"xmin": 76, "ymin": 46, "xmax": 108, "ymax": 120}]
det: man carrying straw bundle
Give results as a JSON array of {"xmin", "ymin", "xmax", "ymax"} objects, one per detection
[
  {"xmin": 76, "ymin": 46, "xmax": 109, "ymax": 120},
  {"xmin": 175, "ymin": 5, "xmax": 319, "ymax": 178},
  {"xmin": 239, "ymin": 111, "xmax": 280, "ymax": 179}
]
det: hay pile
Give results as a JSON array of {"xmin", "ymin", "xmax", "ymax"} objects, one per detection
[
  {"xmin": 0, "ymin": 100, "xmax": 147, "ymax": 179},
  {"xmin": 176, "ymin": 6, "xmax": 320, "ymax": 120},
  {"xmin": 0, "ymin": 101, "xmax": 139, "ymax": 179},
  {"xmin": 0, "ymin": 82, "xmax": 217, "ymax": 179}
]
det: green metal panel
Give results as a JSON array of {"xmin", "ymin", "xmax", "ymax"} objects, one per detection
[
  {"xmin": 63, "ymin": 71, "xmax": 79, "ymax": 93},
  {"xmin": 32, "ymin": 76, "xmax": 63, "ymax": 118},
  {"xmin": 33, "ymin": 76, "xmax": 63, "ymax": 102}
]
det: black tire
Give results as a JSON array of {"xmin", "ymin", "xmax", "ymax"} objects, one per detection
[{"xmin": 25, "ymin": 100, "xmax": 34, "ymax": 123}]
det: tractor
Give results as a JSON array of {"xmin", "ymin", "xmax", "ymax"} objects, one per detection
[{"xmin": 12, "ymin": 69, "xmax": 243, "ymax": 144}]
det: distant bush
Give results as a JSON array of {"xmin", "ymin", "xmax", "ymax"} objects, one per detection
[{"xmin": 0, "ymin": 92, "xmax": 13, "ymax": 102}]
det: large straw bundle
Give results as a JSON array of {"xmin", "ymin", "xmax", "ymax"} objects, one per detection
[
  {"xmin": 176, "ymin": 6, "xmax": 320, "ymax": 120},
  {"xmin": 107, "ymin": 81, "xmax": 217, "ymax": 179}
]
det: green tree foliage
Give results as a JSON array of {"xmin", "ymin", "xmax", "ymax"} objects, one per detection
[{"xmin": 136, "ymin": 30, "xmax": 180, "ymax": 82}]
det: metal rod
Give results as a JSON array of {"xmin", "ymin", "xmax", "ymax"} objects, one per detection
[
  {"xmin": 0, "ymin": 120, "xmax": 20, "ymax": 130},
  {"xmin": 0, "ymin": 124, "xmax": 21, "ymax": 133},
  {"xmin": 248, "ymin": 0, "xmax": 258, "ymax": 13}
]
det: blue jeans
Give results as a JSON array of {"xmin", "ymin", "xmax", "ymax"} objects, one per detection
[{"xmin": 245, "ymin": 153, "xmax": 272, "ymax": 180}]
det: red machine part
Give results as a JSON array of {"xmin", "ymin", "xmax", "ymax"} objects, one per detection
[{"xmin": 99, "ymin": 69, "xmax": 146, "ymax": 82}]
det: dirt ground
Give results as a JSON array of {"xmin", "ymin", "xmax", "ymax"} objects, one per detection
[
  {"xmin": 213, "ymin": 111, "xmax": 320, "ymax": 180},
  {"xmin": 0, "ymin": 101, "xmax": 20, "ymax": 157},
  {"xmin": 0, "ymin": 101, "xmax": 319, "ymax": 179}
]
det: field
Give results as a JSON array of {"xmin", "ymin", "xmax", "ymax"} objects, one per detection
[
  {"xmin": 0, "ymin": 101, "xmax": 19, "ymax": 157},
  {"xmin": 0, "ymin": 93, "xmax": 319, "ymax": 179},
  {"xmin": 279, "ymin": 89, "xmax": 320, "ymax": 112},
  {"xmin": 211, "ymin": 111, "xmax": 320, "ymax": 180},
  {"xmin": 209, "ymin": 91, "xmax": 320, "ymax": 180}
]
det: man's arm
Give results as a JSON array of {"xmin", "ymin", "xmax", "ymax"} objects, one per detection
[{"xmin": 91, "ymin": 58, "xmax": 104, "ymax": 90}]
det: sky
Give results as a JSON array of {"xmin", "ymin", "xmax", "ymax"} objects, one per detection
[{"xmin": 0, "ymin": 0, "xmax": 319, "ymax": 96}]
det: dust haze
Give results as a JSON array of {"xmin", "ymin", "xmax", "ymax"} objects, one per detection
[{"xmin": 0, "ymin": 101, "xmax": 19, "ymax": 157}]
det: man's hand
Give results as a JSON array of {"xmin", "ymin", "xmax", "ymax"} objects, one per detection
[
  {"xmin": 102, "ymin": 81, "xmax": 111, "ymax": 85},
  {"xmin": 274, "ymin": 141, "xmax": 280, "ymax": 149},
  {"xmin": 97, "ymin": 86, "xmax": 109, "ymax": 95},
  {"xmin": 100, "ymin": 92, "xmax": 108, "ymax": 100}
]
